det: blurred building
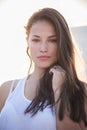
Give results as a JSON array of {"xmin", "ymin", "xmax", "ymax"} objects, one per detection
[{"xmin": 71, "ymin": 26, "xmax": 87, "ymax": 73}]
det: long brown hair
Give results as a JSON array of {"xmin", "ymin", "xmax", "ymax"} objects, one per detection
[{"xmin": 24, "ymin": 8, "xmax": 87, "ymax": 126}]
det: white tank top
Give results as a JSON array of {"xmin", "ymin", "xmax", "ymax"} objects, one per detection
[{"xmin": 0, "ymin": 77, "xmax": 56, "ymax": 130}]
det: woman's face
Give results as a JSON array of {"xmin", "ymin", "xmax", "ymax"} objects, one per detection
[{"xmin": 27, "ymin": 20, "xmax": 58, "ymax": 69}]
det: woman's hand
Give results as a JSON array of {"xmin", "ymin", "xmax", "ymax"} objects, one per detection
[{"xmin": 49, "ymin": 65, "xmax": 66, "ymax": 100}]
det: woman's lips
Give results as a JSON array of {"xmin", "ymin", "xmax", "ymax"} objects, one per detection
[{"xmin": 37, "ymin": 56, "xmax": 50, "ymax": 60}]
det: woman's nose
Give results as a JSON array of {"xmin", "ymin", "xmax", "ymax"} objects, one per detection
[{"xmin": 39, "ymin": 42, "xmax": 48, "ymax": 52}]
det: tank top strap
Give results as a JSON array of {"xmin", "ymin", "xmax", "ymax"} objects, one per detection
[
  {"xmin": 5, "ymin": 80, "xmax": 16, "ymax": 102},
  {"xmin": 16, "ymin": 77, "xmax": 27, "ymax": 92},
  {"xmin": 6, "ymin": 77, "xmax": 27, "ymax": 102},
  {"xmin": 9, "ymin": 80, "xmax": 16, "ymax": 93}
]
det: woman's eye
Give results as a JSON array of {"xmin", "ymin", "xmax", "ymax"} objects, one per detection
[
  {"xmin": 49, "ymin": 39, "xmax": 57, "ymax": 43},
  {"xmin": 32, "ymin": 39, "xmax": 40, "ymax": 42}
]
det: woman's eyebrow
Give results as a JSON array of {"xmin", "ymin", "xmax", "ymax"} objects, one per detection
[
  {"xmin": 32, "ymin": 35, "xmax": 57, "ymax": 38},
  {"xmin": 48, "ymin": 35, "xmax": 57, "ymax": 38},
  {"xmin": 33, "ymin": 35, "xmax": 40, "ymax": 38}
]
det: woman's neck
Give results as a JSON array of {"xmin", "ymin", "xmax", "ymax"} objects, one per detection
[{"xmin": 30, "ymin": 67, "xmax": 46, "ymax": 80}]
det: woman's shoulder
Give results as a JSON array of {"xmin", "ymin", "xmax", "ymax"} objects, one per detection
[
  {"xmin": 0, "ymin": 76, "xmax": 27, "ymax": 95},
  {"xmin": 0, "ymin": 79, "xmax": 19, "ymax": 111},
  {"xmin": 0, "ymin": 78, "xmax": 20, "ymax": 93}
]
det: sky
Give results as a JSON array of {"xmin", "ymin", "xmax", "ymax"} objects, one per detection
[{"xmin": 0, "ymin": 0, "xmax": 87, "ymax": 84}]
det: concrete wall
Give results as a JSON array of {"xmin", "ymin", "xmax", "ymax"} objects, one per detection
[{"xmin": 71, "ymin": 26, "xmax": 87, "ymax": 72}]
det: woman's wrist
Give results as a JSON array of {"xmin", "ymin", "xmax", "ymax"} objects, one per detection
[{"xmin": 53, "ymin": 89, "xmax": 61, "ymax": 102}]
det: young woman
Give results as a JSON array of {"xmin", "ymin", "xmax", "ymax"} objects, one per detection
[{"xmin": 0, "ymin": 7, "xmax": 87, "ymax": 130}]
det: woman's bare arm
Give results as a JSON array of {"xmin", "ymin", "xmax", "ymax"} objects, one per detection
[
  {"xmin": 0, "ymin": 79, "xmax": 19, "ymax": 112},
  {"xmin": 0, "ymin": 81, "xmax": 12, "ymax": 112}
]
